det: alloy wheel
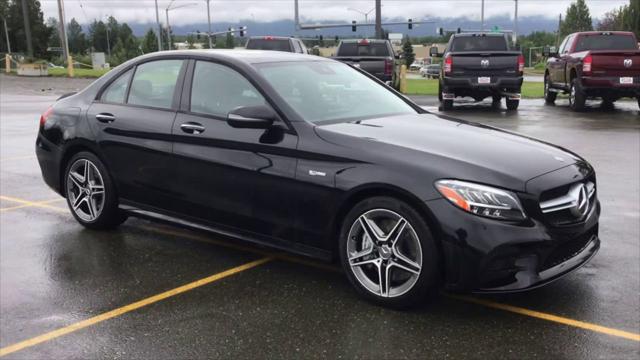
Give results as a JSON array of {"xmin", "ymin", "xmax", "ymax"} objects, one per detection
[
  {"xmin": 346, "ymin": 209, "xmax": 423, "ymax": 298},
  {"xmin": 569, "ymin": 84, "xmax": 576, "ymax": 105},
  {"xmin": 66, "ymin": 159, "xmax": 106, "ymax": 222}
]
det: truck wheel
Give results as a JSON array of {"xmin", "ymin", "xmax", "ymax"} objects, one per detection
[
  {"xmin": 438, "ymin": 82, "xmax": 443, "ymax": 102},
  {"xmin": 506, "ymin": 98, "xmax": 519, "ymax": 110},
  {"xmin": 442, "ymin": 100, "xmax": 453, "ymax": 110},
  {"xmin": 544, "ymin": 75, "xmax": 557, "ymax": 104},
  {"xmin": 636, "ymin": 96, "xmax": 639, "ymax": 110},
  {"xmin": 601, "ymin": 98, "xmax": 615, "ymax": 110},
  {"xmin": 491, "ymin": 95, "xmax": 501, "ymax": 109},
  {"xmin": 569, "ymin": 78, "xmax": 586, "ymax": 112}
]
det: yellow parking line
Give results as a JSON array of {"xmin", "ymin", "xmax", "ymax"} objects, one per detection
[
  {"xmin": 0, "ymin": 195, "xmax": 66, "ymax": 213},
  {"xmin": 447, "ymin": 294, "xmax": 640, "ymax": 342},
  {"xmin": 3, "ymin": 195, "xmax": 639, "ymax": 344},
  {"xmin": 0, "ymin": 257, "xmax": 272, "ymax": 357},
  {"xmin": 0, "ymin": 155, "xmax": 36, "ymax": 162}
]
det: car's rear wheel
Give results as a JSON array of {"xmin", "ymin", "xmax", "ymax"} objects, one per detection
[
  {"xmin": 64, "ymin": 151, "xmax": 127, "ymax": 230},
  {"xmin": 339, "ymin": 197, "xmax": 439, "ymax": 309},
  {"xmin": 544, "ymin": 74, "xmax": 557, "ymax": 104},
  {"xmin": 569, "ymin": 78, "xmax": 586, "ymax": 111}
]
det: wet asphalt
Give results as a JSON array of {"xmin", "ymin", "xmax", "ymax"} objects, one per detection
[{"xmin": 0, "ymin": 74, "xmax": 639, "ymax": 359}]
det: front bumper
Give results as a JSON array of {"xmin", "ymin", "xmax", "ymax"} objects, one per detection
[{"xmin": 428, "ymin": 195, "xmax": 600, "ymax": 293}]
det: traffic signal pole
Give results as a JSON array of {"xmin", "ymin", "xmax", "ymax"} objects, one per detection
[{"xmin": 375, "ymin": 0, "xmax": 382, "ymax": 39}]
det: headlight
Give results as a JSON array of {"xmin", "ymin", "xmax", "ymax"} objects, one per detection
[{"xmin": 435, "ymin": 180, "xmax": 526, "ymax": 221}]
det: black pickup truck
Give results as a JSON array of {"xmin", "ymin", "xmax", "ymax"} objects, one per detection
[
  {"xmin": 431, "ymin": 33, "xmax": 524, "ymax": 110},
  {"xmin": 333, "ymin": 39, "xmax": 400, "ymax": 89}
]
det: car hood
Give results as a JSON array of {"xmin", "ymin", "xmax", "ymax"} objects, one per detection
[{"xmin": 315, "ymin": 113, "xmax": 582, "ymax": 192}]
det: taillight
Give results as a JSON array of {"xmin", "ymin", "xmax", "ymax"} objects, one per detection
[
  {"xmin": 359, "ymin": 39, "xmax": 369, "ymax": 45},
  {"xmin": 263, "ymin": 36, "xmax": 274, "ymax": 40},
  {"xmin": 517, "ymin": 54, "xmax": 525, "ymax": 74},
  {"xmin": 444, "ymin": 54, "xmax": 452, "ymax": 74},
  {"xmin": 384, "ymin": 58, "xmax": 392, "ymax": 76},
  {"xmin": 583, "ymin": 54, "xmax": 592, "ymax": 74},
  {"xmin": 39, "ymin": 106, "xmax": 53, "ymax": 128}
]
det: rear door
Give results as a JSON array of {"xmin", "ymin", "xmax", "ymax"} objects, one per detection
[
  {"xmin": 87, "ymin": 58, "xmax": 186, "ymax": 209},
  {"xmin": 170, "ymin": 59, "xmax": 299, "ymax": 240}
]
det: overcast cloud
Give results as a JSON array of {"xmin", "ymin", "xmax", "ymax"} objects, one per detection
[{"xmin": 41, "ymin": 0, "xmax": 629, "ymax": 27}]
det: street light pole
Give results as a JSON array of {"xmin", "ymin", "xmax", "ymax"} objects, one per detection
[
  {"xmin": 2, "ymin": 16, "xmax": 10, "ymax": 53},
  {"xmin": 155, "ymin": 0, "xmax": 162, "ymax": 51},
  {"xmin": 206, "ymin": 0, "xmax": 213, "ymax": 48},
  {"xmin": 166, "ymin": 2, "xmax": 198, "ymax": 51},
  {"xmin": 375, "ymin": 0, "xmax": 382, "ymax": 39},
  {"xmin": 106, "ymin": 25, "xmax": 111, "ymax": 58},
  {"xmin": 514, "ymin": 0, "xmax": 519, "ymax": 45},
  {"xmin": 56, "ymin": 0, "xmax": 69, "ymax": 60},
  {"xmin": 481, "ymin": 0, "xmax": 485, "ymax": 31},
  {"xmin": 347, "ymin": 7, "xmax": 375, "ymax": 24},
  {"xmin": 20, "ymin": 0, "xmax": 33, "ymax": 57}
]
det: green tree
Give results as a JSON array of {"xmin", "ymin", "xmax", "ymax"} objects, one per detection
[
  {"xmin": 560, "ymin": 0, "xmax": 593, "ymax": 37},
  {"xmin": 141, "ymin": 28, "xmax": 157, "ymax": 54},
  {"xmin": 402, "ymin": 37, "xmax": 415, "ymax": 66},
  {"xmin": 4, "ymin": 0, "xmax": 53, "ymax": 58},
  {"xmin": 46, "ymin": 17, "xmax": 60, "ymax": 49},
  {"xmin": 225, "ymin": 32, "xmax": 234, "ymax": 48},
  {"xmin": 89, "ymin": 20, "xmax": 108, "ymax": 53},
  {"xmin": 67, "ymin": 18, "xmax": 86, "ymax": 54},
  {"xmin": 111, "ymin": 23, "xmax": 138, "ymax": 65},
  {"xmin": 621, "ymin": 0, "xmax": 639, "ymax": 38}
]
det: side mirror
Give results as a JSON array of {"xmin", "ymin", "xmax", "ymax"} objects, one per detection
[
  {"xmin": 227, "ymin": 105, "xmax": 275, "ymax": 129},
  {"xmin": 429, "ymin": 46, "xmax": 440, "ymax": 58},
  {"xmin": 543, "ymin": 45, "xmax": 557, "ymax": 58}
]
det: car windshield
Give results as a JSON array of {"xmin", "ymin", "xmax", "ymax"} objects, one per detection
[
  {"xmin": 451, "ymin": 36, "xmax": 508, "ymax": 51},
  {"xmin": 337, "ymin": 42, "xmax": 391, "ymax": 57},
  {"xmin": 247, "ymin": 39, "xmax": 292, "ymax": 52},
  {"xmin": 574, "ymin": 34, "xmax": 638, "ymax": 52},
  {"xmin": 256, "ymin": 61, "xmax": 416, "ymax": 124}
]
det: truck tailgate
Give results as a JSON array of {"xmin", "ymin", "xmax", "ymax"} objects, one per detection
[
  {"xmin": 449, "ymin": 51, "xmax": 520, "ymax": 77},
  {"xmin": 332, "ymin": 56, "xmax": 388, "ymax": 75},
  {"xmin": 590, "ymin": 50, "xmax": 640, "ymax": 77}
]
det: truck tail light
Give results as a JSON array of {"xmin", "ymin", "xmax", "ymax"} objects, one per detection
[
  {"xmin": 384, "ymin": 58, "xmax": 393, "ymax": 76},
  {"xmin": 583, "ymin": 54, "xmax": 592, "ymax": 74},
  {"xmin": 39, "ymin": 106, "xmax": 53, "ymax": 128},
  {"xmin": 517, "ymin": 54, "xmax": 525, "ymax": 74},
  {"xmin": 444, "ymin": 54, "xmax": 452, "ymax": 74}
]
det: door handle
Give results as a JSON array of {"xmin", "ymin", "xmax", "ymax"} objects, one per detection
[
  {"xmin": 95, "ymin": 113, "xmax": 115, "ymax": 123},
  {"xmin": 180, "ymin": 122, "xmax": 205, "ymax": 134}
]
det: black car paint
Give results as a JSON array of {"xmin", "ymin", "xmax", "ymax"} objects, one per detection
[{"xmin": 36, "ymin": 50, "xmax": 600, "ymax": 292}]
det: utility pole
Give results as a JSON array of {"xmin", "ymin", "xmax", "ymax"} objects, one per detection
[
  {"xmin": 20, "ymin": 0, "xmax": 33, "ymax": 57},
  {"xmin": 480, "ymin": 0, "xmax": 485, "ymax": 31},
  {"xmin": 514, "ymin": 0, "xmax": 518, "ymax": 45},
  {"xmin": 556, "ymin": 13, "xmax": 562, "ymax": 47},
  {"xmin": 155, "ymin": 0, "xmax": 162, "ymax": 51},
  {"xmin": 56, "ymin": 0, "xmax": 69, "ymax": 60},
  {"xmin": 165, "ymin": 8, "xmax": 171, "ymax": 50},
  {"xmin": 2, "ymin": 16, "xmax": 10, "ymax": 53},
  {"xmin": 106, "ymin": 25, "xmax": 111, "ymax": 58},
  {"xmin": 375, "ymin": 0, "xmax": 382, "ymax": 39},
  {"xmin": 206, "ymin": 0, "xmax": 213, "ymax": 48}
]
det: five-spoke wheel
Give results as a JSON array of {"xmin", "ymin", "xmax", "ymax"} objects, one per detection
[{"xmin": 340, "ymin": 197, "xmax": 438, "ymax": 308}]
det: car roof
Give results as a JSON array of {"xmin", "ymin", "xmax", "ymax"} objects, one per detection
[
  {"xmin": 248, "ymin": 36, "xmax": 292, "ymax": 40},
  {"xmin": 138, "ymin": 49, "xmax": 330, "ymax": 64},
  {"xmin": 452, "ymin": 32, "xmax": 506, "ymax": 38},
  {"xmin": 340, "ymin": 39, "xmax": 389, "ymax": 43},
  {"xmin": 570, "ymin": 31, "xmax": 636, "ymax": 36}
]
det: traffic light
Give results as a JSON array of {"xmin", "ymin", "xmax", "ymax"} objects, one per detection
[
  {"xmin": 196, "ymin": 30, "xmax": 201, "ymax": 39},
  {"xmin": 457, "ymin": 27, "xmax": 461, "ymax": 34},
  {"xmin": 319, "ymin": 35, "xmax": 323, "ymax": 41},
  {"xmin": 436, "ymin": 27, "xmax": 444, "ymax": 36},
  {"xmin": 239, "ymin": 26, "xmax": 246, "ymax": 37},
  {"xmin": 352, "ymin": 20, "xmax": 356, "ymax": 32},
  {"xmin": 335, "ymin": 35, "xmax": 339, "ymax": 43},
  {"xmin": 408, "ymin": 19, "xmax": 413, "ymax": 30}
]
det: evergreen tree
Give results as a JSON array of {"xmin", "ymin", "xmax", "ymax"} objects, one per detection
[
  {"xmin": 89, "ymin": 20, "xmax": 108, "ymax": 53},
  {"xmin": 402, "ymin": 37, "xmax": 415, "ymax": 67},
  {"xmin": 225, "ymin": 32, "xmax": 234, "ymax": 48},
  {"xmin": 46, "ymin": 17, "xmax": 60, "ymax": 49},
  {"xmin": 560, "ymin": 0, "xmax": 593, "ymax": 37},
  {"xmin": 112, "ymin": 23, "xmax": 138, "ymax": 65},
  {"xmin": 4, "ymin": 0, "xmax": 53, "ymax": 58},
  {"xmin": 67, "ymin": 18, "xmax": 86, "ymax": 54},
  {"xmin": 141, "ymin": 28, "xmax": 157, "ymax": 54}
]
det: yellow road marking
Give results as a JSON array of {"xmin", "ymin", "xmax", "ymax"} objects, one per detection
[
  {"xmin": 0, "ymin": 195, "xmax": 66, "ymax": 213},
  {"xmin": 0, "ymin": 257, "xmax": 272, "ymax": 357},
  {"xmin": 0, "ymin": 155, "xmax": 36, "ymax": 162},
  {"xmin": 447, "ymin": 294, "xmax": 640, "ymax": 342},
  {"xmin": 2, "ymin": 195, "xmax": 639, "ymax": 344}
]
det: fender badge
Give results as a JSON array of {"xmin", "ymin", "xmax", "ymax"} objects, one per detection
[{"xmin": 308, "ymin": 170, "xmax": 326, "ymax": 177}]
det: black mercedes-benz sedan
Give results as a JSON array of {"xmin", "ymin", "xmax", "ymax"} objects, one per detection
[{"xmin": 36, "ymin": 50, "xmax": 600, "ymax": 308}]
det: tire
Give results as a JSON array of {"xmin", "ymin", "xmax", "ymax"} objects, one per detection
[
  {"xmin": 544, "ymin": 74, "xmax": 557, "ymax": 104},
  {"xmin": 338, "ymin": 196, "xmax": 440, "ymax": 309},
  {"xmin": 601, "ymin": 98, "xmax": 615, "ymax": 110},
  {"xmin": 442, "ymin": 99, "xmax": 453, "ymax": 110},
  {"xmin": 437, "ymin": 82, "xmax": 443, "ymax": 102},
  {"xmin": 64, "ymin": 151, "xmax": 127, "ymax": 230},
  {"xmin": 491, "ymin": 95, "xmax": 501, "ymax": 109},
  {"xmin": 569, "ymin": 78, "xmax": 586, "ymax": 112},
  {"xmin": 506, "ymin": 98, "xmax": 519, "ymax": 110},
  {"xmin": 636, "ymin": 96, "xmax": 639, "ymax": 110}
]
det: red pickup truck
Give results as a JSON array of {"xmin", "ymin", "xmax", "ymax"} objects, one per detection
[{"xmin": 543, "ymin": 31, "xmax": 640, "ymax": 111}]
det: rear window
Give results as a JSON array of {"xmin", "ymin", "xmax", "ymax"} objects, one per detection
[
  {"xmin": 337, "ymin": 43, "xmax": 391, "ymax": 57},
  {"xmin": 450, "ymin": 36, "xmax": 508, "ymax": 52},
  {"xmin": 246, "ymin": 39, "xmax": 292, "ymax": 52},
  {"xmin": 574, "ymin": 34, "xmax": 638, "ymax": 52}
]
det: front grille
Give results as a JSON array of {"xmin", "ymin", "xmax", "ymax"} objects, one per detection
[
  {"xmin": 539, "ymin": 177, "xmax": 596, "ymax": 226},
  {"xmin": 541, "ymin": 228, "xmax": 596, "ymax": 270}
]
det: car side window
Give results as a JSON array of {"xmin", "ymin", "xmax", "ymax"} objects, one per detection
[
  {"xmin": 558, "ymin": 36, "xmax": 569, "ymax": 55},
  {"xmin": 101, "ymin": 69, "xmax": 133, "ymax": 104},
  {"xmin": 128, "ymin": 60, "xmax": 184, "ymax": 109},
  {"xmin": 190, "ymin": 61, "xmax": 266, "ymax": 117}
]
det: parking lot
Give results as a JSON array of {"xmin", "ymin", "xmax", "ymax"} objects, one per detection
[{"xmin": 1, "ymin": 74, "xmax": 639, "ymax": 358}]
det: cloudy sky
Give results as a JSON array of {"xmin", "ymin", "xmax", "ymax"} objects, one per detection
[{"xmin": 41, "ymin": 0, "xmax": 629, "ymax": 26}]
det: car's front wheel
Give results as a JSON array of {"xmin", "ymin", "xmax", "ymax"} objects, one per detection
[
  {"xmin": 339, "ymin": 197, "xmax": 439, "ymax": 308},
  {"xmin": 544, "ymin": 74, "xmax": 557, "ymax": 104},
  {"xmin": 64, "ymin": 151, "xmax": 127, "ymax": 230}
]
